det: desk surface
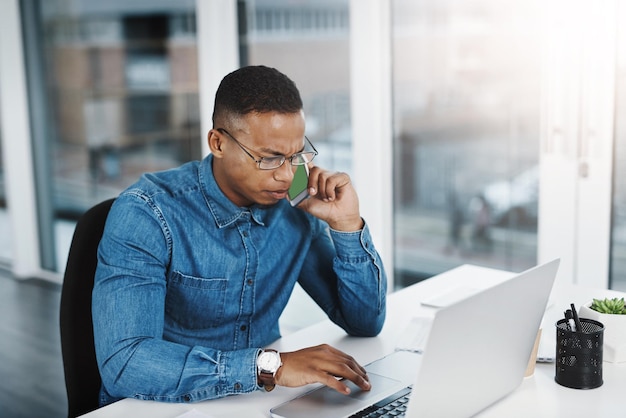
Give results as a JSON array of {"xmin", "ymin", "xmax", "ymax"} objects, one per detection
[{"xmin": 82, "ymin": 265, "xmax": 626, "ymax": 418}]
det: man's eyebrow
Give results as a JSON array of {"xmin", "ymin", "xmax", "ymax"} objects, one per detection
[
  {"xmin": 254, "ymin": 146, "xmax": 284, "ymax": 157},
  {"xmin": 258, "ymin": 143, "xmax": 305, "ymax": 157}
]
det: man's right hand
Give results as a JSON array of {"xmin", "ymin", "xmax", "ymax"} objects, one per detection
[{"xmin": 274, "ymin": 344, "xmax": 371, "ymax": 394}]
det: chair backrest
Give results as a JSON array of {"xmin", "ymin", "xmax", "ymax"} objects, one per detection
[{"xmin": 60, "ymin": 198, "xmax": 115, "ymax": 418}]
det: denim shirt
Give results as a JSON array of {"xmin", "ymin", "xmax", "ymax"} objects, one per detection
[{"xmin": 92, "ymin": 154, "xmax": 387, "ymax": 406}]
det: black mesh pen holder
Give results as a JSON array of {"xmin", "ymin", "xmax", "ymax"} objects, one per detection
[{"xmin": 555, "ymin": 318, "xmax": 604, "ymax": 389}]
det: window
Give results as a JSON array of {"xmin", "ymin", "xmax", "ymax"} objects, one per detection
[
  {"xmin": 243, "ymin": 0, "xmax": 351, "ymax": 174},
  {"xmin": 610, "ymin": 2, "xmax": 626, "ymax": 292},
  {"xmin": 391, "ymin": 0, "xmax": 542, "ymax": 286},
  {"xmin": 4, "ymin": 0, "xmax": 623, "ymax": 289},
  {"xmin": 24, "ymin": 0, "xmax": 200, "ymax": 271},
  {"xmin": 0, "ymin": 94, "xmax": 8, "ymax": 263}
]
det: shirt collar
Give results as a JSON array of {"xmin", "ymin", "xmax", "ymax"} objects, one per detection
[{"xmin": 199, "ymin": 155, "xmax": 267, "ymax": 228}]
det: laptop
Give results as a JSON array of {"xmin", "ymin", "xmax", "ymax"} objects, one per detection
[{"xmin": 270, "ymin": 259, "xmax": 560, "ymax": 418}]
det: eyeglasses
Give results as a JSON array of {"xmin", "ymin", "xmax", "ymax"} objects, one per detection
[{"xmin": 217, "ymin": 128, "xmax": 318, "ymax": 170}]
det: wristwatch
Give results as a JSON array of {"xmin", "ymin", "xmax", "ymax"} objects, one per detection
[{"xmin": 257, "ymin": 349, "xmax": 282, "ymax": 392}]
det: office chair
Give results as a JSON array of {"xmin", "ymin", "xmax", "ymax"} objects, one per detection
[{"xmin": 60, "ymin": 198, "xmax": 115, "ymax": 418}]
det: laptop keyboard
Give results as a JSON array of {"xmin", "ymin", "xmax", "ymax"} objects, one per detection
[{"xmin": 349, "ymin": 385, "xmax": 412, "ymax": 417}]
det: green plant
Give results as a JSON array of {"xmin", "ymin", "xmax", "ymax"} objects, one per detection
[{"xmin": 590, "ymin": 297, "xmax": 626, "ymax": 315}]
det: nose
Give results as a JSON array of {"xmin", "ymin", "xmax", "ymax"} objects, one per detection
[{"xmin": 273, "ymin": 161, "xmax": 295, "ymax": 183}]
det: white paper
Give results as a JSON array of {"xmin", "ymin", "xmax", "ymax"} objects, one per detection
[{"xmin": 395, "ymin": 316, "xmax": 433, "ymax": 353}]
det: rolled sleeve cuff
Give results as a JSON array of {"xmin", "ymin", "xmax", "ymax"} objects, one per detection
[{"xmin": 216, "ymin": 347, "xmax": 261, "ymax": 396}]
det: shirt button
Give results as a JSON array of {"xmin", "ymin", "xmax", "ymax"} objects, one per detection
[
  {"xmin": 183, "ymin": 394, "xmax": 191, "ymax": 402},
  {"xmin": 240, "ymin": 325, "xmax": 247, "ymax": 331},
  {"xmin": 243, "ymin": 231, "xmax": 249, "ymax": 237},
  {"xmin": 247, "ymin": 279, "xmax": 253, "ymax": 285},
  {"xmin": 234, "ymin": 382, "xmax": 242, "ymax": 390}
]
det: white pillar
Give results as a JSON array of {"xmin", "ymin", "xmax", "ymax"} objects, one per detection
[{"xmin": 350, "ymin": 0, "xmax": 394, "ymax": 289}]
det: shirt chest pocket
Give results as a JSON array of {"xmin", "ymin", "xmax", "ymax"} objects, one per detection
[{"xmin": 165, "ymin": 271, "xmax": 228, "ymax": 330}]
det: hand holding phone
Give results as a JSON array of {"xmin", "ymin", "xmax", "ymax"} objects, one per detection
[{"xmin": 290, "ymin": 166, "xmax": 363, "ymax": 231}]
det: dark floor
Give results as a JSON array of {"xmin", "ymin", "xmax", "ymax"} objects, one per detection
[{"xmin": 0, "ymin": 272, "xmax": 67, "ymax": 418}]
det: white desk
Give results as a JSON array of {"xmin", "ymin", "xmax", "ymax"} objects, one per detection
[{"xmin": 82, "ymin": 265, "xmax": 626, "ymax": 418}]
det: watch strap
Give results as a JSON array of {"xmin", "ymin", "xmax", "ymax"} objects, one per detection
[{"xmin": 258, "ymin": 371, "xmax": 276, "ymax": 392}]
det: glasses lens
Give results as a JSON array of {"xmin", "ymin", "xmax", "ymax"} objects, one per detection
[
  {"xmin": 259, "ymin": 156, "xmax": 285, "ymax": 170},
  {"xmin": 291, "ymin": 152, "xmax": 316, "ymax": 166}
]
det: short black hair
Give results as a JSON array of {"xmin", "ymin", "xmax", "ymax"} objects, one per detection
[{"xmin": 212, "ymin": 65, "xmax": 303, "ymax": 127}]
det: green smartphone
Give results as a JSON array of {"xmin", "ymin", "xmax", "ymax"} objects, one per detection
[{"xmin": 288, "ymin": 164, "xmax": 310, "ymax": 207}]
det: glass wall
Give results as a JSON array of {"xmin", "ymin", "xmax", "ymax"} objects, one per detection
[
  {"xmin": 610, "ymin": 2, "xmax": 626, "ymax": 292},
  {"xmin": 391, "ymin": 0, "xmax": 542, "ymax": 286},
  {"xmin": 9, "ymin": 0, "xmax": 622, "ymax": 289},
  {"xmin": 24, "ymin": 0, "xmax": 200, "ymax": 271},
  {"xmin": 241, "ymin": 0, "xmax": 351, "ymax": 173},
  {"xmin": 0, "ymin": 94, "xmax": 8, "ymax": 263}
]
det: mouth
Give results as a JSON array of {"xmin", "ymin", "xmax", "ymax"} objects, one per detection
[{"xmin": 268, "ymin": 190, "xmax": 288, "ymax": 200}]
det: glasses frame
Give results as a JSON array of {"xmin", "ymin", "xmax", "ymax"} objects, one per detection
[{"xmin": 217, "ymin": 128, "xmax": 318, "ymax": 170}]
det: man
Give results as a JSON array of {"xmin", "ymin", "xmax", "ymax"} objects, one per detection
[{"xmin": 92, "ymin": 65, "xmax": 387, "ymax": 406}]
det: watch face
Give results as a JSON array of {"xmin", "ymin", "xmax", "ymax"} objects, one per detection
[{"xmin": 258, "ymin": 351, "xmax": 281, "ymax": 372}]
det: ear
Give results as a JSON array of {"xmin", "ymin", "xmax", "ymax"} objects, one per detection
[{"xmin": 208, "ymin": 129, "xmax": 225, "ymax": 157}]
